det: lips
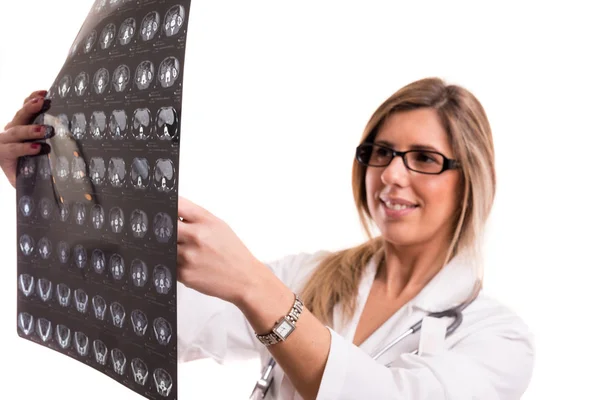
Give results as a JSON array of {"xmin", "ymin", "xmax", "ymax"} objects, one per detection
[{"xmin": 379, "ymin": 196, "xmax": 418, "ymax": 209}]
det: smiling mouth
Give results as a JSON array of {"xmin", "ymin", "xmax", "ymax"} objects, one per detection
[{"xmin": 381, "ymin": 200, "xmax": 418, "ymax": 211}]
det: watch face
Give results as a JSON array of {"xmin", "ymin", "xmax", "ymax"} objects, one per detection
[{"xmin": 274, "ymin": 319, "xmax": 294, "ymax": 339}]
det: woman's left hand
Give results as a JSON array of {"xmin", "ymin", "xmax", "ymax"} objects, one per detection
[{"xmin": 177, "ymin": 196, "xmax": 266, "ymax": 305}]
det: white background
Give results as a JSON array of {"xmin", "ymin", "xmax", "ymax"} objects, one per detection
[{"xmin": 1, "ymin": 0, "xmax": 599, "ymax": 398}]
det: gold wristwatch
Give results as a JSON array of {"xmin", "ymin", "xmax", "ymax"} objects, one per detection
[{"xmin": 255, "ymin": 294, "xmax": 303, "ymax": 346}]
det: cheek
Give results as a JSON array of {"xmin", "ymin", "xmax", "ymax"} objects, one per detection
[
  {"xmin": 419, "ymin": 175, "xmax": 461, "ymax": 216},
  {"xmin": 364, "ymin": 169, "xmax": 381, "ymax": 209}
]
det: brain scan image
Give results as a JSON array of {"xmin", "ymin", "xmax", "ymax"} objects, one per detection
[
  {"xmin": 83, "ymin": 30, "xmax": 97, "ymax": 53},
  {"xmin": 131, "ymin": 358, "xmax": 149, "ymax": 385},
  {"xmin": 93, "ymin": 339, "xmax": 108, "ymax": 365},
  {"xmin": 153, "ymin": 317, "xmax": 172, "ymax": 345},
  {"xmin": 57, "ymin": 241, "xmax": 70, "ymax": 264},
  {"xmin": 110, "ymin": 301, "xmax": 126, "ymax": 328},
  {"xmin": 19, "ymin": 234, "xmax": 34, "ymax": 256},
  {"xmin": 154, "ymin": 159, "xmax": 175, "ymax": 192},
  {"xmin": 118, "ymin": 18, "xmax": 136, "ymax": 46},
  {"xmin": 93, "ymin": 68, "xmax": 109, "ymax": 95},
  {"xmin": 153, "ymin": 265, "xmax": 172, "ymax": 294},
  {"xmin": 74, "ymin": 288, "xmax": 89, "ymax": 314},
  {"xmin": 36, "ymin": 318, "xmax": 52, "ymax": 343},
  {"xmin": 112, "ymin": 65, "xmax": 130, "ymax": 93},
  {"xmin": 92, "ymin": 295, "xmax": 107, "ymax": 320},
  {"xmin": 56, "ymin": 113, "xmax": 70, "ymax": 138},
  {"xmin": 54, "ymin": 155, "xmax": 69, "ymax": 181},
  {"xmin": 131, "ymin": 157, "xmax": 150, "ymax": 189},
  {"xmin": 56, "ymin": 283, "xmax": 71, "ymax": 307},
  {"xmin": 135, "ymin": 60, "xmax": 154, "ymax": 90},
  {"xmin": 89, "ymin": 157, "xmax": 106, "ymax": 184},
  {"xmin": 55, "ymin": 324, "xmax": 72, "ymax": 349},
  {"xmin": 132, "ymin": 108, "xmax": 151, "ymax": 140},
  {"xmin": 18, "ymin": 273, "xmax": 34, "ymax": 297},
  {"xmin": 110, "ymin": 253, "xmax": 125, "ymax": 280},
  {"xmin": 19, "ymin": 157, "xmax": 35, "ymax": 178},
  {"xmin": 99, "ymin": 23, "xmax": 116, "ymax": 49},
  {"xmin": 153, "ymin": 213, "xmax": 173, "ymax": 243},
  {"xmin": 153, "ymin": 368, "xmax": 173, "ymax": 397},
  {"xmin": 91, "ymin": 204, "xmax": 105, "ymax": 229},
  {"xmin": 109, "ymin": 207, "xmax": 125, "ymax": 233},
  {"xmin": 73, "ymin": 202, "xmax": 87, "ymax": 226},
  {"xmin": 58, "ymin": 74, "xmax": 71, "ymax": 98},
  {"xmin": 92, "ymin": 249, "xmax": 106, "ymax": 274},
  {"xmin": 75, "ymin": 331, "xmax": 89, "ymax": 356},
  {"xmin": 158, "ymin": 57, "xmax": 180, "ymax": 88},
  {"xmin": 74, "ymin": 71, "xmax": 89, "ymax": 96},
  {"xmin": 74, "ymin": 245, "xmax": 87, "ymax": 269},
  {"xmin": 130, "ymin": 258, "xmax": 148, "ymax": 287},
  {"xmin": 71, "ymin": 112, "xmax": 87, "ymax": 139},
  {"xmin": 71, "ymin": 156, "xmax": 87, "ymax": 182},
  {"xmin": 111, "ymin": 348, "xmax": 127, "ymax": 375},
  {"xmin": 108, "ymin": 157, "xmax": 126, "ymax": 187},
  {"xmin": 18, "ymin": 196, "xmax": 34, "ymax": 218},
  {"xmin": 141, "ymin": 11, "xmax": 160, "ymax": 41},
  {"xmin": 130, "ymin": 209, "xmax": 148, "ymax": 238},
  {"xmin": 59, "ymin": 202, "xmax": 70, "ymax": 222},
  {"xmin": 109, "ymin": 109, "xmax": 127, "ymax": 140},
  {"xmin": 164, "ymin": 5, "xmax": 185, "ymax": 37},
  {"xmin": 36, "ymin": 278, "xmax": 52, "ymax": 302},
  {"xmin": 156, "ymin": 107, "xmax": 179, "ymax": 140},
  {"xmin": 130, "ymin": 309, "xmax": 148, "ymax": 336},
  {"xmin": 39, "ymin": 197, "xmax": 53, "ymax": 220},
  {"xmin": 37, "ymin": 156, "xmax": 51, "ymax": 180},
  {"xmin": 18, "ymin": 312, "xmax": 35, "ymax": 336},
  {"xmin": 90, "ymin": 111, "xmax": 107, "ymax": 139},
  {"xmin": 37, "ymin": 237, "xmax": 52, "ymax": 260}
]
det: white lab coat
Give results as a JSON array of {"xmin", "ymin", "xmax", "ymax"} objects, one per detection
[{"xmin": 177, "ymin": 250, "xmax": 535, "ymax": 399}]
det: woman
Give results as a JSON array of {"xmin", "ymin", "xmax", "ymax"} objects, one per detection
[{"xmin": 2, "ymin": 78, "xmax": 534, "ymax": 399}]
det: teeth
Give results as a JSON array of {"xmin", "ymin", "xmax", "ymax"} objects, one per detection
[{"xmin": 384, "ymin": 201, "xmax": 414, "ymax": 210}]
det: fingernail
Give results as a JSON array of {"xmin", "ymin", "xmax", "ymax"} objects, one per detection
[
  {"xmin": 34, "ymin": 126, "xmax": 43, "ymax": 133},
  {"xmin": 31, "ymin": 143, "xmax": 40, "ymax": 149},
  {"xmin": 31, "ymin": 98, "xmax": 41, "ymax": 104},
  {"xmin": 40, "ymin": 99, "xmax": 52, "ymax": 113},
  {"xmin": 43, "ymin": 126, "xmax": 55, "ymax": 139}
]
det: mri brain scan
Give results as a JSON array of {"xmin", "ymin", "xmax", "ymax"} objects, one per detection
[
  {"xmin": 56, "ymin": 113, "xmax": 70, "ymax": 138},
  {"xmin": 57, "ymin": 241, "xmax": 70, "ymax": 264},
  {"xmin": 19, "ymin": 157, "xmax": 35, "ymax": 179},
  {"xmin": 164, "ymin": 5, "xmax": 185, "ymax": 37},
  {"xmin": 153, "ymin": 368, "xmax": 173, "ymax": 397},
  {"xmin": 56, "ymin": 324, "xmax": 72, "ymax": 349},
  {"xmin": 37, "ymin": 278, "xmax": 52, "ymax": 302},
  {"xmin": 74, "ymin": 288, "xmax": 89, "ymax": 314},
  {"xmin": 18, "ymin": 312, "xmax": 35, "ymax": 336},
  {"xmin": 74, "ymin": 71, "xmax": 89, "ymax": 96},
  {"xmin": 110, "ymin": 253, "xmax": 125, "ymax": 280},
  {"xmin": 109, "ymin": 109, "xmax": 127, "ymax": 139},
  {"xmin": 156, "ymin": 107, "xmax": 179, "ymax": 140},
  {"xmin": 158, "ymin": 57, "xmax": 180, "ymax": 88},
  {"xmin": 39, "ymin": 197, "xmax": 53, "ymax": 220},
  {"xmin": 71, "ymin": 113, "xmax": 87, "ymax": 139},
  {"xmin": 36, "ymin": 318, "xmax": 52, "ymax": 343},
  {"xmin": 19, "ymin": 196, "xmax": 34, "ymax": 218},
  {"xmin": 19, "ymin": 234, "xmax": 34, "ymax": 256},
  {"xmin": 154, "ymin": 159, "xmax": 175, "ymax": 192},
  {"xmin": 111, "ymin": 348, "xmax": 127, "ymax": 375},
  {"xmin": 153, "ymin": 265, "xmax": 172, "ymax": 294},
  {"xmin": 130, "ymin": 209, "xmax": 148, "ymax": 238},
  {"xmin": 131, "ymin": 157, "xmax": 150, "ymax": 189},
  {"xmin": 135, "ymin": 60, "xmax": 154, "ymax": 90},
  {"xmin": 75, "ymin": 331, "xmax": 90, "ymax": 356},
  {"xmin": 89, "ymin": 157, "xmax": 106, "ymax": 184},
  {"xmin": 94, "ymin": 68, "xmax": 110, "ymax": 95},
  {"xmin": 92, "ymin": 295, "xmax": 107, "ymax": 321},
  {"xmin": 90, "ymin": 111, "xmax": 107, "ymax": 139},
  {"xmin": 132, "ymin": 108, "xmax": 151, "ymax": 140},
  {"xmin": 153, "ymin": 213, "xmax": 173, "ymax": 243},
  {"xmin": 74, "ymin": 245, "xmax": 87, "ymax": 269},
  {"xmin": 58, "ymin": 74, "xmax": 71, "ymax": 98},
  {"xmin": 84, "ymin": 30, "xmax": 97, "ymax": 53},
  {"xmin": 100, "ymin": 23, "xmax": 116, "ymax": 49},
  {"xmin": 37, "ymin": 156, "xmax": 51, "ymax": 180},
  {"xmin": 141, "ymin": 11, "xmax": 159, "ymax": 41},
  {"xmin": 153, "ymin": 317, "xmax": 172, "ymax": 345},
  {"xmin": 110, "ymin": 301, "xmax": 126, "ymax": 328},
  {"xmin": 108, "ymin": 157, "xmax": 126, "ymax": 187},
  {"xmin": 109, "ymin": 207, "xmax": 125, "ymax": 233},
  {"xmin": 91, "ymin": 205, "xmax": 105, "ymax": 230},
  {"xmin": 73, "ymin": 202, "xmax": 87, "ymax": 226},
  {"xmin": 37, "ymin": 237, "xmax": 52, "ymax": 259},
  {"xmin": 18, "ymin": 273, "xmax": 34, "ymax": 297},
  {"xmin": 59, "ymin": 202, "xmax": 70, "ymax": 222},
  {"xmin": 93, "ymin": 339, "xmax": 108, "ymax": 365},
  {"xmin": 92, "ymin": 249, "xmax": 106, "ymax": 274},
  {"xmin": 131, "ymin": 309, "xmax": 148, "ymax": 336},
  {"xmin": 131, "ymin": 259, "xmax": 148, "ymax": 287},
  {"xmin": 56, "ymin": 283, "xmax": 71, "ymax": 307},
  {"xmin": 131, "ymin": 358, "xmax": 149, "ymax": 385},
  {"xmin": 119, "ymin": 18, "xmax": 136, "ymax": 46},
  {"xmin": 71, "ymin": 157, "xmax": 87, "ymax": 181},
  {"xmin": 55, "ymin": 156, "xmax": 70, "ymax": 181}
]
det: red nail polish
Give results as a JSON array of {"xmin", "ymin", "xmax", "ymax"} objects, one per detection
[
  {"xmin": 31, "ymin": 143, "xmax": 40, "ymax": 149},
  {"xmin": 34, "ymin": 126, "xmax": 42, "ymax": 133}
]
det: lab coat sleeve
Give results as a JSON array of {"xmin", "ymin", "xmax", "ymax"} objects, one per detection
[
  {"xmin": 316, "ymin": 309, "xmax": 535, "ymax": 400},
  {"xmin": 177, "ymin": 251, "xmax": 329, "ymax": 365}
]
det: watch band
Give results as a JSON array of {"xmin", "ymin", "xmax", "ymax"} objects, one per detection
[{"xmin": 256, "ymin": 294, "xmax": 303, "ymax": 346}]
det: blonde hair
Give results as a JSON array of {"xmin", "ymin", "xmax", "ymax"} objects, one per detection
[{"xmin": 301, "ymin": 77, "xmax": 496, "ymax": 325}]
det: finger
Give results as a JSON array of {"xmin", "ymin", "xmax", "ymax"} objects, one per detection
[
  {"xmin": 23, "ymin": 90, "xmax": 48, "ymax": 105},
  {"xmin": 178, "ymin": 196, "xmax": 212, "ymax": 222},
  {"xmin": 5, "ymin": 97, "xmax": 50, "ymax": 131},
  {"xmin": 0, "ymin": 124, "xmax": 54, "ymax": 144},
  {"xmin": 0, "ymin": 142, "xmax": 48, "ymax": 159},
  {"xmin": 177, "ymin": 218, "xmax": 195, "ymax": 243}
]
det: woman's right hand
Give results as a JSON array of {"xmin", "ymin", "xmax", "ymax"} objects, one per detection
[{"xmin": 1, "ymin": 90, "xmax": 54, "ymax": 189}]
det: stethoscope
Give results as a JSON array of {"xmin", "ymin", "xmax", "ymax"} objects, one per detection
[{"xmin": 249, "ymin": 300, "xmax": 472, "ymax": 399}]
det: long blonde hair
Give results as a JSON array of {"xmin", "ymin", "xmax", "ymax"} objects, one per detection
[{"xmin": 301, "ymin": 77, "xmax": 496, "ymax": 325}]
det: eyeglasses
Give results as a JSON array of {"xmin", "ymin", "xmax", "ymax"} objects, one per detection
[{"xmin": 355, "ymin": 143, "xmax": 460, "ymax": 175}]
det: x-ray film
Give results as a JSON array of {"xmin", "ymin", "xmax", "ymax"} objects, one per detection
[{"xmin": 15, "ymin": 1, "xmax": 190, "ymax": 398}]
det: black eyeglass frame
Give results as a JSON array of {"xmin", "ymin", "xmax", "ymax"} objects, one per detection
[{"xmin": 355, "ymin": 142, "xmax": 461, "ymax": 175}]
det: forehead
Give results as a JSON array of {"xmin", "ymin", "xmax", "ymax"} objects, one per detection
[{"xmin": 375, "ymin": 108, "xmax": 452, "ymax": 154}]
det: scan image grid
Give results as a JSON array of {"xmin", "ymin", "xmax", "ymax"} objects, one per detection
[{"xmin": 15, "ymin": 1, "xmax": 190, "ymax": 399}]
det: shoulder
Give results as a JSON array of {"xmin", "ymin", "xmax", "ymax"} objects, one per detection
[{"xmin": 263, "ymin": 250, "xmax": 332, "ymax": 292}]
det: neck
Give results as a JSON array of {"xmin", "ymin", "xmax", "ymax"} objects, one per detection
[{"xmin": 377, "ymin": 236, "xmax": 452, "ymax": 301}]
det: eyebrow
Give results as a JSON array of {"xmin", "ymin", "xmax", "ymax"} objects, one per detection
[{"xmin": 373, "ymin": 140, "xmax": 442, "ymax": 153}]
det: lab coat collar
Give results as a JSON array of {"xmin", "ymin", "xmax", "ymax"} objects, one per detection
[{"xmin": 367, "ymin": 249, "xmax": 478, "ymax": 313}]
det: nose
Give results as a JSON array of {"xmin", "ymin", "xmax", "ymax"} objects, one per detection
[{"xmin": 380, "ymin": 156, "xmax": 411, "ymax": 187}]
